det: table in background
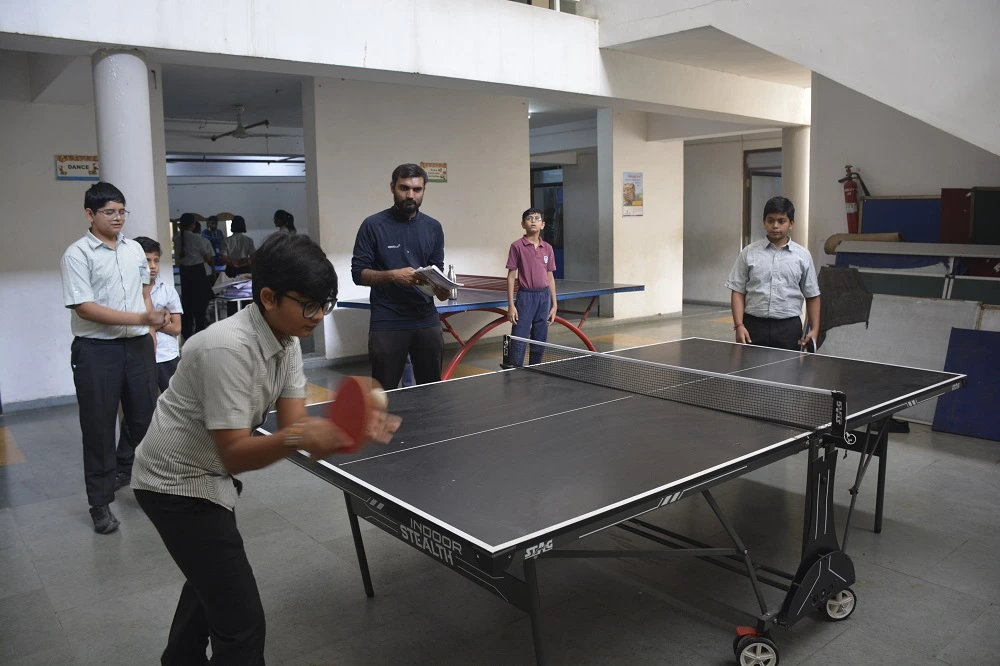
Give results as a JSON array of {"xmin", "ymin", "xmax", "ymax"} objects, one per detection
[{"xmin": 337, "ymin": 274, "xmax": 644, "ymax": 378}]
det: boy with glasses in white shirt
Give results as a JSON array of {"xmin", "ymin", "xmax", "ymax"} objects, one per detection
[{"xmin": 60, "ymin": 181, "xmax": 170, "ymax": 534}]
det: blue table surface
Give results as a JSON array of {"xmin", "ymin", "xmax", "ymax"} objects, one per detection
[{"xmin": 336, "ymin": 279, "xmax": 644, "ymax": 313}]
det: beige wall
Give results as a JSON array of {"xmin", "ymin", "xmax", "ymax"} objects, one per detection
[
  {"xmin": 307, "ymin": 78, "xmax": 531, "ymax": 360},
  {"xmin": 606, "ymin": 109, "xmax": 685, "ymax": 319},
  {"xmin": 0, "ymin": 52, "xmax": 98, "ymax": 404}
]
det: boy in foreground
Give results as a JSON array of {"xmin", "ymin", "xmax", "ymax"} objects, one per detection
[{"xmin": 132, "ymin": 232, "xmax": 398, "ymax": 664}]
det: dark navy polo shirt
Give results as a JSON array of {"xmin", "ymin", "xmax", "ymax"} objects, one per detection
[{"xmin": 351, "ymin": 207, "xmax": 445, "ymax": 330}]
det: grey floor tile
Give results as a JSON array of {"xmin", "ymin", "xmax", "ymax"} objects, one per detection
[
  {"xmin": 12, "ymin": 492, "xmax": 165, "ymax": 563},
  {"xmin": 33, "ymin": 539, "xmax": 182, "ymax": 612},
  {"xmin": 0, "ymin": 473, "xmax": 50, "ymax": 509},
  {"xmin": 922, "ymin": 534, "xmax": 1000, "ymax": 604},
  {"xmin": 844, "ymin": 558, "xmax": 990, "ymax": 659},
  {"xmin": 0, "ymin": 542, "xmax": 42, "ymax": 601},
  {"xmin": 0, "ymin": 590, "xmax": 70, "ymax": 664},
  {"xmin": 0, "ymin": 588, "xmax": 55, "ymax": 625},
  {"xmin": 0, "ymin": 508, "xmax": 20, "ymax": 551},
  {"xmin": 936, "ymin": 604, "xmax": 1000, "ymax": 665},
  {"xmin": 0, "ymin": 646, "xmax": 78, "ymax": 666},
  {"xmin": 55, "ymin": 583, "xmax": 176, "ymax": 666},
  {"xmin": 232, "ymin": 493, "xmax": 299, "ymax": 540},
  {"xmin": 241, "ymin": 460, "xmax": 370, "ymax": 543},
  {"xmin": 799, "ymin": 625, "xmax": 946, "ymax": 665}
]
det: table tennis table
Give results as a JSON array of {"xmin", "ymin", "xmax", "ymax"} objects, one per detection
[
  {"xmin": 259, "ymin": 337, "xmax": 965, "ymax": 664},
  {"xmin": 336, "ymin": 274, "xmax": 644, "ymax": 379}
]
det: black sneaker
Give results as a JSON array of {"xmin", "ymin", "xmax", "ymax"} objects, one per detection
[
  {"xmin": 113, "ymin": 470, "xmax": 131, "ymax": 491},
  {"xmin": 90, "ymin": 505, "xmax": 120, "ymax": 534}
]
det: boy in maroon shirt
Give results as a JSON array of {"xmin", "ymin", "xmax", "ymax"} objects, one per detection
[{"xmin": 506, "ymin": 208, "xmax": 558, "ymax": 365}]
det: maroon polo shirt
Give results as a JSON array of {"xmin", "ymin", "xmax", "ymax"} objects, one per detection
[{"xmin": 506, "ymin": 236, "xmax": 556, "ymax": 290}]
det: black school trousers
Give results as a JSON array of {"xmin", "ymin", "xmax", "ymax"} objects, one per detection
[
  {"xmin": 134, "ymin": 489, "xmax": 266, "ymax": 666},
  {"xmin": 70, "ymin": 335, "xmax": 157, "ymax": 507},
  {"xmin": 368, "ymin": 325, "xmax": 444, "ymax": 389},
  {"xmin": 117, "ymin": 357, "xmax": 180, "ymax": 471},
  {"xmin": 180, "ymin": 264, "xmax": 210, "ymax": 338},
  {"xmin": 743, "ymin": 313, "xmax": 802, "ymax": 351}
]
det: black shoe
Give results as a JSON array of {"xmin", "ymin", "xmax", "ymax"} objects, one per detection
[
  {"xmin": 90, "ymin": 505, "xmax": 120, "ymax": 534},
  {"xmin": 113, "ymin": 470, "xmax": 131, "ymax": 491}
]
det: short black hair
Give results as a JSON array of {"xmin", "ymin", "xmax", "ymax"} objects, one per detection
[
  {"xmin": 251, "ymin": 232, "xmax": 338, "ymax": 309},
  {"xmin": 231, "ymin": 215, "xmax": 247, "ymax": 233},
  {"xmin": 84, "ymin": 182, "xmax": 125, "ymax": 212},
  {"xmin": 207, "ymin": 215, "xmax": 218, "ymax": 223},
  {"xmin": 132, "ymin": 236, "xmax": 161, "ymax": 255},
  {"xmin": 179, "ymin": 213, "xmax": 196, "ymax": 230},
  {"xmin": 522, "ymin": 208, "xmax": 544, "ymax": 222},
  {"xmin": 391, "ymin": 163, "xmax": 428, "ymax": 186},
  {"xmin": 763, "ymin": 196, "xmax": 795, "ymax": 222}
]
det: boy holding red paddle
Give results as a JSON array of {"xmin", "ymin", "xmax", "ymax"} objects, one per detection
[{"xmin": 132, "ymin": 232, "xmax": 398, "ymax": 664}]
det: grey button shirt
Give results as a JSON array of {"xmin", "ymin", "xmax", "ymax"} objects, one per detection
[
  {"xmin": 132, "ymin": 303, "xmax": 306, "ymax": 510},
  {"xmin": 60, "ymin": 230, "xmax": 151, "ymax": 339},
  {"xmin": 725, "ymin": 239, "xmax": 820, "ymax": 319}
]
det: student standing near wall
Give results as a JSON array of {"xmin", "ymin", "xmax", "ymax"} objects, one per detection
[
  {"xmin": 60, "ymin": 181, "xmax": 170, "ymax": 534},
  {"xmin": 174, "ymin": 213, "xmax": 215, "ymax": 338}
]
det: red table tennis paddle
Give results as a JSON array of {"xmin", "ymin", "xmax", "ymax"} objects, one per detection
[{"xmin": 325, "ymin": 377, "xmax": 388, "ymax": 453}]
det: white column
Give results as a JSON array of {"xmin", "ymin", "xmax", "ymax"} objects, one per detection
[
  {"xmin": 92, "ymin": 49, "xmax": 158, "ymax": 241},
  {"xmin": 782, "ymin": 126, "xmax": 811, "ymax": 255},
  {"xmin": 596, "ymin": 107, "xmax": 616, "ymax": 317}
]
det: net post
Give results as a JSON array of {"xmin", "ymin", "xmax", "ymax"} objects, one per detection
[
  {"xmin": 501, "ymin": 335, "xmax": 514, "ymax": 369},
  {"xmin": 830, "ymin": 391, "xmax": 848, "ymax": 442}
]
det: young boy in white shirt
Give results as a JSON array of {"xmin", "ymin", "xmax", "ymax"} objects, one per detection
[{"xmin": 115, "ymin": 236, "xmax": 183, "ymax": 491}]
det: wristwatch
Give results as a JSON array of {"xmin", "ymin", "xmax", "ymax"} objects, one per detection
[{"xmin": 283, "ymin": 424, "xmax": 304, "ymax": 450}]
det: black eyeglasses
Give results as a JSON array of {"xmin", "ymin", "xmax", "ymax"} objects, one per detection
[{"xmin": 284, "ymin": 294, "xmax": 336, "ymax": 318}]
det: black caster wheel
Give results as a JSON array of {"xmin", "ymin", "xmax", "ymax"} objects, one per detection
[
  {"xmin": 823, "ymin": 587, "xmax": 857, "ymax": 621},
  {"xmin": 736, "ymin": 635, "xmax": 779, "ymax": 666}
]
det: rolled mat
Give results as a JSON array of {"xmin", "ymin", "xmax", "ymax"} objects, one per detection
[{"xmin": 824, "ymin": 232, "xmax": 902, "ymax": 255}]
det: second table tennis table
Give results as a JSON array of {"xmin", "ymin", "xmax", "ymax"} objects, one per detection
[
  {"xmin": 336, "ymin": 274, "xmax": 644, "ymax": 379},
  {"xmin": 259, "ymin": 337, "xmax": 964, "ymax": 664}
]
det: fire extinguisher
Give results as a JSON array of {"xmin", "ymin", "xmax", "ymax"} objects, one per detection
[{"xmin": 838, "ymin": 165, "xmax": 871, "ymax": 234}]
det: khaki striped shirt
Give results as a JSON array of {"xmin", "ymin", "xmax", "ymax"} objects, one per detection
[{"xmin": 132, "ymin": 303, "xmax": 306, "ymax": 509}]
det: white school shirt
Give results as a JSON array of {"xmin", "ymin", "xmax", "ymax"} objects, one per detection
[{"xmin": 150, "ymin": 276, "xmax": 183, "ymax": 362}]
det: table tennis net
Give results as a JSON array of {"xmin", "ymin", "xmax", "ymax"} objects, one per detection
[{"xmin": 502, "ymin": 335, "xmax": 846, "ymax": 437}]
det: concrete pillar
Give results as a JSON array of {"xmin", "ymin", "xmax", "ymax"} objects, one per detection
[
  {"xmin": 92, "ymin": 49, "xmax": 158, "ymax": 241},
  {"xmin": 782, "ymin": 126, "xmax": 811, "ymax": 255},
  {"xmin": 596, "ymin": 107, "xmax": 616, "ymax": 316}
]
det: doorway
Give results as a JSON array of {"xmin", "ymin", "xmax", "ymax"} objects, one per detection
[
  {"xmin": 530, "ymin": 167, "xmax": 565, "ymax": 279},
  {"xmin": 743, "ymin": 149, "xmax": 782, "ymax": 247}
]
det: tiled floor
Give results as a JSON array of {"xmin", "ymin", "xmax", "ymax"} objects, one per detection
[{"xmin": 1, "ymin": 305, "xmax": 997, "ymax": 665}]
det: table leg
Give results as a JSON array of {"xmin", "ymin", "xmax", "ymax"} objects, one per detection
[
  {"xmin": 524, "ymin": 557, "xmax": 546, "ymax": 665},
  {"xmin": 577, "ymin": 296, "xmax": 598, "ymax": 328},
  {"xmin": 344, "ymin": 491, "xmax": 375, "ymax": 598},
  {"xmin": 874, "ymin": 428, "xmax": 888, "ymax": 534}
]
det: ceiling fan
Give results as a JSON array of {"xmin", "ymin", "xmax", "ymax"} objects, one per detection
[{"xmin": 210, "ymin": 105, "xmax": 270, "ymax": 141}]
